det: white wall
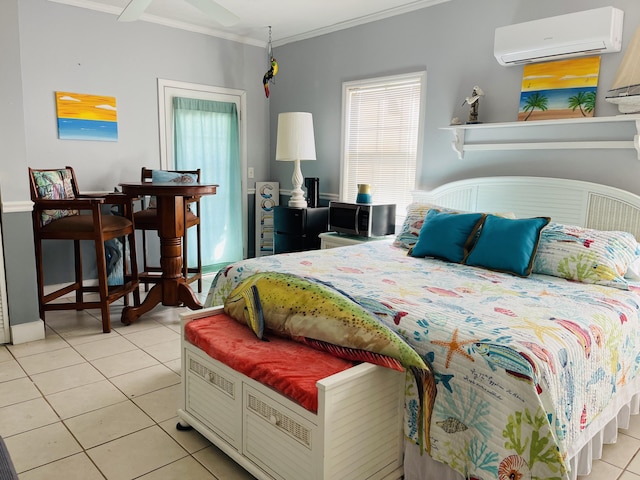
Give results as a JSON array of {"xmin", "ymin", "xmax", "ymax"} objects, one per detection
[{"xmin": 269, "ymin": 0, "xmax": 640, "ymax": 196}]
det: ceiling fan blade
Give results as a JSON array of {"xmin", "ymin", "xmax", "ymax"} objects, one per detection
[
  {"xmin": 118, "ymin": 0, "xmax": 153, "ymax": 22},
  {"xmin": 185, "ymin": 0, "xmax": 240, "ymax": 27}
]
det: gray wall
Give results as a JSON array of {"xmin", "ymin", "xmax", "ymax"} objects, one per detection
[
  {"xmin": 3, "ymin": 0, "xmax": 640, "ymax": 333},
  {"xmin": 18, "ymin": 0, "xmax": 270, "ymax": 189},
  {"xmin": 1, "ymin": 0, "xmax": 270, "ymax": 328},
  {"xmin": 1, "ymin": 0, "xmax": 38, "ymax": 329},
  {"xmin": 269, "ymin": 0, "xmax": 640, "ymax": 197}
]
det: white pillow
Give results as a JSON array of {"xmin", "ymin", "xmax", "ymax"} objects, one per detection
[{"xmin": 533, "ymin": 223, "xmax": 638, "ymax": 290}]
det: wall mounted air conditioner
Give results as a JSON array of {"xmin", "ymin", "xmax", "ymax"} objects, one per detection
[{"xmin": 494, "ymin": 6, "xmax": 624, "ymax": 66}]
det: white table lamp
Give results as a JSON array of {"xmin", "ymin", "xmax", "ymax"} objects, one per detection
[{"xmin": 276, "ymin": 112, "xmax": 316, "ymax": 208}]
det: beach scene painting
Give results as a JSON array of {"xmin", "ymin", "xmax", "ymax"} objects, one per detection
[
  {"xmin": 55, "ymin": 92, "xmax": 118, "ymax": 141},
  {"xmin": 518, "ymin": 56, "xmax": 601, "ymax": 121}
]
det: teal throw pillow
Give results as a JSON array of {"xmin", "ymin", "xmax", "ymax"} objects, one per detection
[
  {"xmin": 465, "ymin": 215, "xmax": 550, "ymax": 277},
  {"xmin": 393, "ymin": 202, "xmax": 462, "ymax": 249},
  {"xmin": 410, "ymin": 210, "xmax": 486, "ymax": 263}
]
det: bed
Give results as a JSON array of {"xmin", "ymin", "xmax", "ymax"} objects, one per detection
[{"xmin": 204, "ymin": 176, "xmax": 640, "ymax": 480}]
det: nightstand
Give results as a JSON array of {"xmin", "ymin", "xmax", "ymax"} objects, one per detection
[
  {"xmin": 274, "ymin": 206, "xmax": 329, "ymax": 254},
  {"xmin": 319, "ymin": 232, "xmax": 395, "ymax": 249}
]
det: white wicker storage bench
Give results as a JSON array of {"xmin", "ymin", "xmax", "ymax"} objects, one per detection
[{"xmin": 178, "ymin": 307, "xmax": 405, "ymax": 480}]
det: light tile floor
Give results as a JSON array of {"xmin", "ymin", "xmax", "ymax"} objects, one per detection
[
  {"xmin": 0, "ymin": 276, "xmax": 256, "ymax": 479},
  {"xmin": 3, "ymin": 278, "xmax": 640, "ymax": 479}
]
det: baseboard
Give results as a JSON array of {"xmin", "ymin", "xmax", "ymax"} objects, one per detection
[{"xmin": 10, "ymin": 320, "xmax": 45, "ymax": 344}]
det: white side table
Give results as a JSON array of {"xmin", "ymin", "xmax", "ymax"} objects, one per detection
[{"xmin": 319, "ymin": 232, "xmax": 395, "ymax": 249}]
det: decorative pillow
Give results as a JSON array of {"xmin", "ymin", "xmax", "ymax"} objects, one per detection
[
  {"xmin": 393, "ymin": 202, "xmax": 461, "ymax": 249},
  {"xmin": 393, "ymin": 202, "xmax": 517, "ymax": 250},
  {"xmin": 533, "ymin": 222, "xmax": 638, "ymax": 289},
  {"xmin": 222, "ymin": 271, "xmax": 435, "ymax": 452},
  {"xmin": 465, "ymin": 215, "xmax": 550, "ymax": 277},
  {"xmin": 223, "ymin": 272, "xmax": 425, "ymax": 374},
  {"xmin": 410, "ymin": 210, "xmax": 485, "ymax": 263},
  {"xmin": 148, "ymin": 170, "xmax": 198, "ymax": 208},
  {"xmin": 32, "ymin": 169, "xmax": 79, "ymax": 226}
]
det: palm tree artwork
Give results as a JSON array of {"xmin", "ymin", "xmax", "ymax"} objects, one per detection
[
  {"xmin": 568, "ymin": 91, "xmax": 594, "ymax": 116},
  {"xmin": 518, "ymin": 56, "xmax": 601, "ymax": 121},
  {"xmin": 521, "ymin": 92, "xmax": 549, "ymax": 121},
  {"xmin": 584, "ymin": 91, "xmax": 596, "ymax": 115}
]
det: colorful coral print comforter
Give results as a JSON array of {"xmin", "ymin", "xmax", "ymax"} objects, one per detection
[{"xmin": 206, "ymin": 241, "xmax": 640, "ymax": 480}]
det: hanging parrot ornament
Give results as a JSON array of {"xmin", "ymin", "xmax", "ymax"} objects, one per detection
[
  {"xmin": 263, "ymin": 56, "xmax": 278, "ymax": 98},
  {"xmin": 263, "ymin": 26, "xmax": 278, "ymax": 98}
]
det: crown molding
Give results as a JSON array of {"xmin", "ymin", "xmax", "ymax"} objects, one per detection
[{"xmin": 48, "ymin": 0, "xmax": 450, "ymax": 48}]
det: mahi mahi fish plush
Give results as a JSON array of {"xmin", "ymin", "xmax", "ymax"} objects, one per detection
[{"xmin": 223, "ymin": 271, "xmax": 436, "ymax": 453}]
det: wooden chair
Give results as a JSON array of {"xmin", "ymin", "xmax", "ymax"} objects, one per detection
[
  {"xmin": 29, "ymin": 166, "xmax": 140, "ymax": 333},
  {"xmin": 134, "ymin": 167, "xmax": 203, "ymax": 292}
]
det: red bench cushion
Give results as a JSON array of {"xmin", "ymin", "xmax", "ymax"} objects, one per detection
[{"xmin": 184, "ymin": 313, "xmax": 355, "ymax": 412}]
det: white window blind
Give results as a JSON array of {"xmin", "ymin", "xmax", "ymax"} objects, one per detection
[{"xmin": 341, "ymin": 72, "xmax": 424, "ymax": 221}]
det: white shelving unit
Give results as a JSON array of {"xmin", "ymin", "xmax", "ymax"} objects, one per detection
[{"xmin": 440, "ymin": 115, "xmax": 640, "ymax": 160}]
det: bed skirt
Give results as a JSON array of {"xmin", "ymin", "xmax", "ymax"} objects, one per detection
[{"xmin": 404, "ymin": 372, "xmax": 640, "ymax": 480}]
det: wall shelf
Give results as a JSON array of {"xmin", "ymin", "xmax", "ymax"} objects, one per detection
[{"xmin": 440, "ymin": 115, "xmax": 640, "ymax": 159}]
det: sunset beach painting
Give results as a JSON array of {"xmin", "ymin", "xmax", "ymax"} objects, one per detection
[
  {"xmin": 518, "ymin": 56, "xmax": 601, "ymax": 121},
  {"xmin": 55, "ymin": 92, "xmax": 118, "ymax": 141}
]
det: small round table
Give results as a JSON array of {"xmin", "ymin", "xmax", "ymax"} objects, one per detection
[{"xmin": 119, "ymin": 181, "xmax": 218, "ymax": 325}]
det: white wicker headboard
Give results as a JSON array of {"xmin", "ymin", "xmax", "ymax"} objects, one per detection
[{"xmin": 414, "ymin": 176, "xmax": 640, "ymax": 240}]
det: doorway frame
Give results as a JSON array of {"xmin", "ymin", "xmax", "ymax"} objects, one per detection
[{"xmin": 157, "ymin": 78, "xmax": 248, "ymax": 259}]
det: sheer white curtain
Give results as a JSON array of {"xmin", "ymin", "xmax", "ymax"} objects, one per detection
[
  {"xmin": 341, "ymin": 72, "xmax": 425, "ymax": 222},
  {"xmin": 173, "ymin": 97, "xmax": 242, "ymax": 271}
]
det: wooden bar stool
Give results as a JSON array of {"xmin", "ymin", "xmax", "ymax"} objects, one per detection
[
  {"xmin": 134, "ymin": 167, "xmax": 203, "ymax": 292},
  {"xmin": 29, "ymin": 166, "xmax": 140, "ymax": 333}
]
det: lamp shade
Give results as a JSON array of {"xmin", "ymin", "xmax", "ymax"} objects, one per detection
[{"xmin": 275, "ymin": 112, "xmax": 317, "ymax": 161}]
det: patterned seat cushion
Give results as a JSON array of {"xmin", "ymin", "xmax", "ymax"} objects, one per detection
[{"xmin": 32, "ymin": 169, "xmax": 79, "ymax": 225}]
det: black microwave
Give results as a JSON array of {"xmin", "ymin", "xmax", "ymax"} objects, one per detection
[{"xmin": 328, "ymin": 202, "xmax": 396, "ymax": 237}]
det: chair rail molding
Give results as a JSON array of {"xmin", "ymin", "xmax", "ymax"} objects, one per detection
[
  {"xmin": 2, "ymin": 200, "xmax": 34, "ymax": 214},
  {"xmin": 440, "ymin": 115, "xmax": 640, "ymax": 160}
]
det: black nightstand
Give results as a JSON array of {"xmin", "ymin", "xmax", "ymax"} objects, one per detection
[{"xmin": 274, "ymin": 206, "xmax": 329, "ymax": 254}]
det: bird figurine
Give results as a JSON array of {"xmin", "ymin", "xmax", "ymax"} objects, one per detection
[
  {"xmin": 462, "ymin": 86, "xmax": 484, "ymax": 123},
  {"xmin": 263, "ymin": 56, "xmax": 279, "ymax": 98}
]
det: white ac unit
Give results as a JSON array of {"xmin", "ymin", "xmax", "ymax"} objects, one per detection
[{"xmin": 494, "ymin": 6, "xmax": 624, "ymax": 66}]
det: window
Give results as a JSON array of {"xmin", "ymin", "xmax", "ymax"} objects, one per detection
[
  {"xmin": 157, "ymin": 79, "xmax": 247, "ymax": 267},
  {"xmin": 340, "ymin": 72, "xmax": 425, "ymax": 223}
]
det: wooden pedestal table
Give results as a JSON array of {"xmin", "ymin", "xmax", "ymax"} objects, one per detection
[{"xmin": 118, "ymin": 181, "xmax": 218, "ymax": 325}]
